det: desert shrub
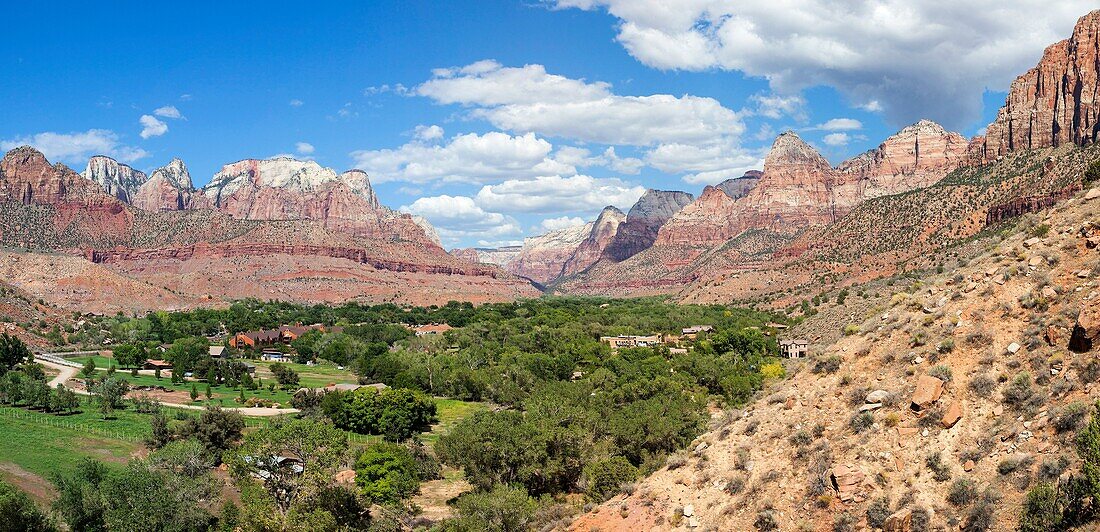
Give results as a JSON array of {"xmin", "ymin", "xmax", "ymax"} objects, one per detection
[
  {"xmin": 666, "ymin": 453, "xmax": 688, "ymax": 470},
  {"xmin": 1020, "ymin": 483, "xmax": 1063, "ymax": 532},
  {"xmin": 966, "ymin": 330, "xmax": 993, "ymax": 347},
  {"xmin": 847, "ymin": 387, "xmax": 871, "ymax": 407},
  {"xmin": 813, "ymin": 355, "xmax": 842, "ymax": 374},
  {"xmin": 1078, "ymin": 359, "xmax": 1100, "ymax": 383},
  {"xmin": 1002, "ymin": 372, "xmax": 1037, "ymax": 410},
  {"xmin": 833, "ymin": 512, "xmax": 856, "ymax": 532},
  {"xmin": 910, "ymin": 506, "xmax": 931, "ymax": 532},
  {"xmin": 1037, "ymin": 456, "xmax": 1069, "ymax": 483},
  {"xmin": 842, "ymin": 324, "xmax": 860, "ymax": 336},
  {"xmin": 926, "ymin": 452, "xmax": 952, "ymax": 482},
  {"xmin": 948, "ymin": 478, "xmax": 978, "ymax": 506},
  {"xmin": 998, "ymin": 455, "xmax": 1034, "ymax": 475},
  {"xmin": 754, "ymin": 506, "xmax": 779, "ymax": 531},
  {"xmin": 725, "ymin": 475, "xmax": 746, "ymax": 495},
  {"xmin": 849, "ymin": 412, "xmax": 874, "ymax": 433},
  {"xmin": 937, "ymin": 338, "xmax": 955, "ymax": 354},
  {"xmin": 1054, "ymin": 402, "xmax": 1089, "ymax": 434},
  {"xmin": 968, "ymin": 374, "xmax": 996, "ymax": 398},
  {"xmin": 910, "ymin": 331, "xmax": 928, "ymax": 347},
  {"xmin": 929, "ymin": 365, "xmax": 953, "ymax": 383},
  {"xmin": 866, "ymin": 496, "xmax": 891, "ymax": 529},
  {"xmin": 789, "ymin": 430, "xmax": 813, "ymax": 447},
  {"xmin": 918, "ymin": 407, "xmax": 945, "ymax": 428},
  {"xmin": 964, "ymin": 488, "xmax": 1000, "ymax": 531}
]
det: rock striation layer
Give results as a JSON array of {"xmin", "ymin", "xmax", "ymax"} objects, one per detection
[
  {"xmin": 978, "ymin": 10, "xmax": 1100, "ymax": 160},
  {"xmin": 508, "ymin": 222, "xmax": 594, "ymax": 284},
  {"xmin": 838, "ymin": 120, "xmax": 969, "ymax": 198}
]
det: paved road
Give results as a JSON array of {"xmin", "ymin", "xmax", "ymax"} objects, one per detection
[{"xmin": 37, "ymin": 359, "xmax": 297, "ymax": 417}]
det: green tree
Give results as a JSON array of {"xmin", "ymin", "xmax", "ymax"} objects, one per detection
[
  {"xmin": 228, "ymin": 418, "xmax": 349, "ymax": 516},
  {"xmin": 583, "ymin": 456, "xmax": 638, "ymax": 501},
  {"xmin": 51, "ymin": 384, "xmax": 79, "ymax": 414},
  {"xmin": 80, "ymin": 358, "xmax": 97, "ymax": 379},
  {"xmin": 0, "ymin": 480, "xmax": 56, "ymax": 531},
  {"xmin": 354, "ymin": 442, "xmax": 422, "ymax": 505},
  {"xmin": 165, "ymin": 337, "xmax": 210, "ymax": 374},
  {"xmin": 190, "ymin": 384, "xmax": 199, "ymax": 402},
  {"xmin": 0, "ymin": 334, "xmax": 31, "ymax": 376},
  {"xmin": 435, "ymin": 484, "xmax": 537, "ymax": 532},
  {"xmin": 175, "ymin": 406, "xmax": 245, "ymax": 461},
  {"xmin": 88, "ymin": 376, "xmax": 128, "ymax": 419}
]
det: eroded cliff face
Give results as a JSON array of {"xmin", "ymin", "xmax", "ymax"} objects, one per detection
[
  {"xmin": 561, "ymin": 206, "xmax": 626, "ymax": 277},
  {"xmin": 508, "ymin": 222, "xmax": 594, "ymax": 284},
  {"xmin": 601, "ymin": 190, "xmax": 694, "ymax": 262},
  {"xmin": 980, "ymin": 10, "xmax": 1100, "ymax": 160},
  {"xmin": 1, "ymin": 147, "xmax": 117, "ymax": 206},
  {"xmin": 838, "ymin": 120, "xmax": 969, "ymax": 199},
  {"xmin": 82, "ymin": 156, "xmax": 148, "ymax": 203},
  {"xmin": 199, "ymin": 158, "xmax": 436, "ymax": 246},
  {"xmin": 133, "ymin": 158, "xmax": 195, "ymax": 212}
]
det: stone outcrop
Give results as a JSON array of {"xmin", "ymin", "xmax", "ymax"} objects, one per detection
[
  {"xmin": 561, "ymin": 206, "xmax": 626, "ymax": 277},
  {"xmin": 133, "ymin": 158, "xmax": 195, "ymax": 211},
  {"xmin": 910, "ymin": 375, "xmax": 945, "ymax": 411},
  {"xmin": 82, "ymin": 156, "xmax": 148, "ymax": 203},
  {"xmin": 979, "ymin": 10, "xmax": 1100, "ymax": 160},
  {"xmin": 509, "ymin": 222, "xmax": 593, "ymax": 284},
  {"xmin": 656, "ymin": 185, "xmax": 742, "ymax": 246},
  {"xmin": 837, "ymin": 120, "xmax": 969, "ymax": 198},
  {"xmin": 1070, "ymin": 301, "xmax": 1099, "ymax": 352},
  {"xmin": 602, "ymin": 190, "xmax": 694, "ymax": 261}
]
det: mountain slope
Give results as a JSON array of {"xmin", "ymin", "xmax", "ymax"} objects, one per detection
[{"xmin": 573, "ymin": 186, "xmax": 1100, "ymax": 531}]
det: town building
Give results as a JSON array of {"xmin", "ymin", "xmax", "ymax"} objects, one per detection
[
  {"xmin": 260, "ymin": 349, "xmax": 292, "ymax": 362},
  {"xmin": 229, "ymin": 324, "xmax": 343, "ymax": 349},
  {"xmin": 143, "ymin": 359, "xmax": 173, "ymax": 371},
  {"xmin": 600, "ymin": 334, "xmax": 664, "ymax": 349},
  {"xmin": 412, "ymin": 323, "xmax": 454, "ymax": 336},
  {"xmin": 208, "ymin": 346, "xmax": 226, "ymax": 359},
  {"xmin": 779, "ymin": 339, "xmax": 809, "ymax": 359}
]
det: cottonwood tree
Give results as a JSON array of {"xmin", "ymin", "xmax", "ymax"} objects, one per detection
[
  {"xmin": 228, "ymin": 418, "xmax": 349, "ymax": 516},
  {"xmin": 0, "ymin": 334, "xmax": 31, "ymax": 376}
]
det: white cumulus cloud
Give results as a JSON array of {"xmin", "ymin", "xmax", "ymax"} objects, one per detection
[
  {"xmin": 350, "ymin": 131, "xmax": 575, "ymax": 185},
  {"xmin": 474, "ymin": 174, "xmax": 646, "ymax": 214},
  {"xmin": 539, "ymin": 216, "xmax": 588, "ymax": 232},
  {"xmin": 823, "ymin": 133, "xmax": 851, "ymax": 147},
  {"xmin": 1, "ymin": 129, "xmax": 149, "ymax": 165},
  {"xmin": 400, "ymin": 195, "xmax": 522, "ymax": 245},
  {"xmin": 154, "ymin": 106, "xmax": 183, "ymax": 119},
  {"xmin": 413, "ymin": 125, "xmax": 444, "ymax": 141},
  {"xmin": 295, "ymin": 142, "xmax": 315, "ymax": 155},
  {"xmin": 549, "ymin": 0, "xmax": 1095, "ymax": 129},
  {"xmin": 139, "ymin": 115, "xmax": 168, "ymax": 139},
  {"xmin": 815, "ymin": 118, "xmax": 862, "ymax": 131}
]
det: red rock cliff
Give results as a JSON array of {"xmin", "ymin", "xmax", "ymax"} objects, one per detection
[{"xmin": 980, "ymin": 10, "xmax": 1100, "ymax": 160}]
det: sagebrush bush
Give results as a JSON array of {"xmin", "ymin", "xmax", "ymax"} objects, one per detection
[
  {"xmin": 948, "ymin": 478, "xmax": 978, "ymax": 506},
  {"xmin": 926, "ymin": 452, "xmax": 952, "ymax": 482},
  {"xmin": 968, "ymin": 374, "xmax": 996, "ymax": 397}
]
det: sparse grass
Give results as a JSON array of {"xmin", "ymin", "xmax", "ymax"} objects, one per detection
[
  {"xmin": 926, "ymin": 451, "xmax": 952, "ymax": 482},
  {"xmin": 948, "ymin": 478, "xmax": 978, "ymax": 506}
]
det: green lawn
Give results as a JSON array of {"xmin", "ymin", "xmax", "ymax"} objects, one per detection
[
  {"xmin": 422, "ymin": 399, "xmax": 488, "ymax": 445},
  {"xmin": 0, "ymin": 404, "xmax": 144, "ymax": 479},
  {"xmin": 66, "ymin": 355, "xmax": 116, "ymax": 369}
]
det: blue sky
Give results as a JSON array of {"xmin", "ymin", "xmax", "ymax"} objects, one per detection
[{"xmin": 1, "ymin": 1, "xmax": 1092, "ymax": 248}]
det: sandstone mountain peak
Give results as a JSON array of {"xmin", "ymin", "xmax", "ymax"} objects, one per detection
[
  {"xmin": 134, "ymin": 158, "xmax": 195, "ymax": 211},
  {"xmin": 767, "ymin": 131, "xmax": 825, "ymax": 164},
  {"xmin": 81, "ymin": 155, "xmax": 148, "ymax": 203},
  {"xmin": 602, "ymin": 190, "xmax": 694, "ymax": 262}
]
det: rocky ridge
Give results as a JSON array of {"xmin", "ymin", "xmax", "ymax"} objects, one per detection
[{"xmin": 572, "ymin": 186, "xmax": 1100, "ymax": 531}]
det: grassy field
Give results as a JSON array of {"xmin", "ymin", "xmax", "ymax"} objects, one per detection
[{"xmin": 0, "ymin": 404, "xmax": 144, "ymax": 479}]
